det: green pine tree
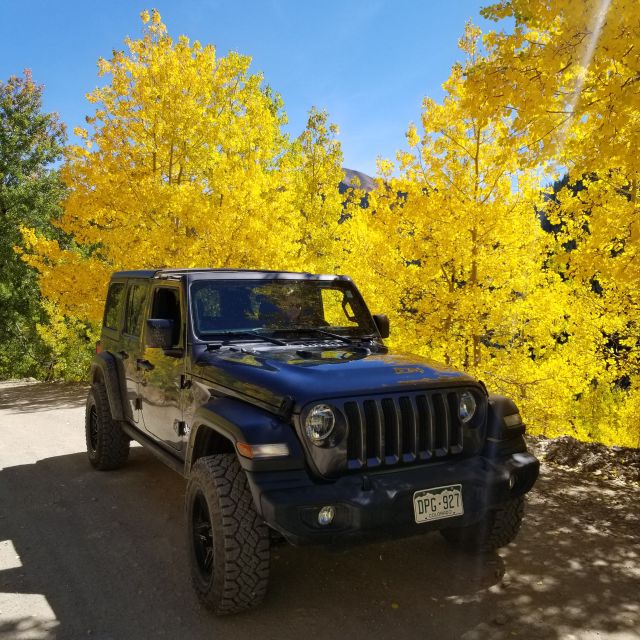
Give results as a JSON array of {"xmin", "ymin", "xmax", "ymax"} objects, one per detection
[{"xmin": 0, "ymin": 70, "xmax": 66, "ymax": 378}]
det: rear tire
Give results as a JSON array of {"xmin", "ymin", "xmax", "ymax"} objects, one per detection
[
  {"xmin": 440, "ymin": 496, "xmax": 524, "ymax": 553},
  {"xmin": 186, "ymin": 454, "xmax": 270, "ymax": 615},
  {"xmin": 85, "ymin": 383, "xmax": 130, "ymax": 470}
]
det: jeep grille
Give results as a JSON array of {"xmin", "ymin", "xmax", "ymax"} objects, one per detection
[{"xmin": 342, "ymin": 391, "xmax": 465, "ymax": 470}]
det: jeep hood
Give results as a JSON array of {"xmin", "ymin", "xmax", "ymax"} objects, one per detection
[{"xmin": 192, "ymin": 346, "xmax": 477, "ymax": 413}]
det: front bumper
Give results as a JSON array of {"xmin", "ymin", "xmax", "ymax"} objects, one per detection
[{"xmin": 246, "ymin": 452, "xmax": 540, "ymax": 545}]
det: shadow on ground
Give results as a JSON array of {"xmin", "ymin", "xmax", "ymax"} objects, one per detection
[
  {"xmin": 0, "ymin": 382, "xmax": 88, "ymax": 414},
  {"xmin": 0, "ymin": 446, "xmax": 638, "ymax": 640}
]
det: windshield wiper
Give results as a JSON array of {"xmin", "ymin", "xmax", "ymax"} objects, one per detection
[
  {"xmin": 284, "ymin": 327, "xmax": 357, "ymax": 344},
  {"xmin": 205, "ymin": 330, "xmax": 287, "ymax": 347}
]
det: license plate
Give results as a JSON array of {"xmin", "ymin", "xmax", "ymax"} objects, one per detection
[{"xmin": 413, "ymin": 484, "xmax": 464, "ymax": 523}]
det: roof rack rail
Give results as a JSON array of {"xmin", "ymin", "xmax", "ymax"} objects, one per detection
[
  {"xmin": 153, "ymin": 268, "xmax": 316, "ymax": 277},
  {"xmin": 111, "ymin": 268, "xmax": 348, "ymax": 280}
]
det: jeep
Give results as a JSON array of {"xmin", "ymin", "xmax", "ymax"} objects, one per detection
[{"xmin": 86, "ymin": 268, "xmax": 539, "ymax": 615}]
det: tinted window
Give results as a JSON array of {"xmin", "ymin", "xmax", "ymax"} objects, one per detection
[
  {"xmin": 124, "ymin": 283, "xmax": 147, "ymax": 336},
  {"xmin": 151, "ymin": 287, "xmax": 182, "ymax": 346},
  {"xmin": 103, "ymin": 283, "xmax": 124, "ymax": 330}
]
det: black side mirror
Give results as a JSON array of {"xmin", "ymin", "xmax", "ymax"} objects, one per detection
[
  {"xmin": 372, "ymin": 314, "xmax": 390, "ymax": 339},
  {"xmin": 146, "ymin": 318, "xmax": 173, "ymax": 349}
]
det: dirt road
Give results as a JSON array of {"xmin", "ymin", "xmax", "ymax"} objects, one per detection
[{"xmin": 0, "ymin": 381, "xmax": 638, "ymax": 640}]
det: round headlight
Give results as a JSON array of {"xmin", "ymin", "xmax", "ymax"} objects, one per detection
[
  {"xmin": 459, "ymin": 391, "xmax": 477, "ymax": 423},
  {"xmin": 305, "ymin": 404, "xmax": 335, "ymax": 443}
]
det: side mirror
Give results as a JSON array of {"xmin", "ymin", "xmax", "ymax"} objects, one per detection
[
  {"xmin": 146, "ymin": 318, "xmax": 173, "ymax": 349},
  {"xmin": 372, "ymin": 313, "xmax": 390, "ymax": 339}
]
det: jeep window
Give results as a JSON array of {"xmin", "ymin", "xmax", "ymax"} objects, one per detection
[
  {"xmin": 190, "ymin": 280, "xmax": 376, "ymax": 338},
  {"xmin": 151, "ymin": 286, "xmax": 182, "ymax": 346},
  {"xmin": 321, "ymin": 288, "xmax": 359, "ymax": 327},
  {"xmin": 103, "ymin": 282, "xmax": 125, "ymax": 330},
  {"xmin": 124, "ymin": 283, "xmax": 147, "ymax": 336}
]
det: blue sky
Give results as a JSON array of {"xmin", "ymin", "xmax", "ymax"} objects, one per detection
[{"xmin": 1, "ymin": 0, "xmax": 497, "ymax": 176}]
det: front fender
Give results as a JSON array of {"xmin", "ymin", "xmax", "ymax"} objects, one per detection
[
  {"xmin": 90, "ymin": 353, "xmax": 127, "ymax": 421},
  {"xmin": 185, "ymin": 397, "xmax": 306, "ymax": 473}
]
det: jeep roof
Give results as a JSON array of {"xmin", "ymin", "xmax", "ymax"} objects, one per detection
[{"xmin": 111, "ymin": 268, "xmax": 353, "ymax": 282}]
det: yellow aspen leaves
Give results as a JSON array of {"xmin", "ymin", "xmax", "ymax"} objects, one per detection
[
  {"xmin": 20, "ymin": 6, "xmax": 640, "ymax": 446},
  {"xmin": 21, "ymin": 11, "xmax": 343, "ymax": 322},
  {"xmin": 327, "ymin": 16, "xmax": 637, "ymax": 447}
]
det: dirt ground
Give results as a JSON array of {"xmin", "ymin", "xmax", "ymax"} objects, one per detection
[{"xmin": 0, "ymin": 380, "xmax": 638, "ymax": 640}]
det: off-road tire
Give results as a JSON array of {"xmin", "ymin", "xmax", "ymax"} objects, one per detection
[
  {"xmin": 186, "ymin": 454, "xmax": 270, "ymax": 615},
  {"xmin": 85, "ymin": 383, "xmax": 130, "ymax": 470},
  {"xmin": 440, "ymin": 496, "xmax": 524, "ymax": 553}
]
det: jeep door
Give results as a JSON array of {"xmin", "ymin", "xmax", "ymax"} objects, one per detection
[
  {"xmin": 121, "ymin": 280, "xmax": 149, "ymax": 424},
  {"xmin": 139, "ymin": 282, "xmax": 185, "ymax": 451}
]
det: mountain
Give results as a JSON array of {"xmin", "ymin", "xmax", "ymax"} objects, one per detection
[{"xmin": 339, "ymin": 168, "xmax": 376, "ymax": 194}]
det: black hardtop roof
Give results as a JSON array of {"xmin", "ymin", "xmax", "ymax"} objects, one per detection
[{"xmin": 110, "ymin": 268, "xmax": 351, "ymax": 282}]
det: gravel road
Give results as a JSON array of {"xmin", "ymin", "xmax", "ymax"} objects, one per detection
[{"xmin": 0, "ymin": 381, "xmax": 639, "ymax": 640}]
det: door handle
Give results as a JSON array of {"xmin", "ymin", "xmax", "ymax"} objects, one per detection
[
  {"xmin": 118, "ymin": 350, "xmax": 129, "ymax": 360},
  {"xmin": 136, "ymin": 358, "xmax": 154, "ymax": 371}
]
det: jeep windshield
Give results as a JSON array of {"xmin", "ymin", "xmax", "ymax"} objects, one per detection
[{"xmin": 190, "ymin": 279, "xmax": 377, "ymax": 341}]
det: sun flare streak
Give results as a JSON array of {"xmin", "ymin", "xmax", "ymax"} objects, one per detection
[{"xmin": 559, "ymin": 0, "xmax": 612, "ymax": 147}]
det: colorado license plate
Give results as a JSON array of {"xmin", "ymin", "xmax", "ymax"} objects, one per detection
[{"xmin": 413, "ymin": 484, "xmax": 464, "ymax": 523}]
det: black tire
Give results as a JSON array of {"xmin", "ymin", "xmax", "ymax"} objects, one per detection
[
  {"xmin": 440, "ymin": 496, "xmax": 524, "ymax": 553},
  {"xmin": 85, "ymin": 383, "xmax": 130, "ymax": 470},
  {"xmin": 186, "ymin": 454, "xmax": 270, "ymax": 615}
]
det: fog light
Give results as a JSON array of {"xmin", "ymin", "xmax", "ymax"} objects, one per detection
[
  {"xmin": 318, "ymin": 505, "xmax": 335, "ymax": 526},
  {"xmin": 509, "ymin": 475, "xmax": 516, "ymax": 489}
]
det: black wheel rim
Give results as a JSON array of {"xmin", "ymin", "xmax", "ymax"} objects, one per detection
[
  {"xmin": 192, "ymin": 490, "xmax": 214, "ymax": 580},
  {"xmin": 89, "ymin": 405, "xmax": 98, "ymax": 452}
]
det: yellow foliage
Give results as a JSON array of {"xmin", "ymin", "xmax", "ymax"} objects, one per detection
[
  {"xmin": 323, "ymin": 18, "xmax": 633, "ymax": 446},
  {"xmin": 36, "ymin": 302, "xmax": 100, "ymax": 381},
  {"xmin": 459, "ymin": 0, "xmax": 640, "ymax": 445},
  {"xmin": 21, "ymin": 11, "xmax": 344, "ymax": 322},
  {"xmin": 20, "ymin": 7, "xmax": 640, "ymax": 447},
  {"xmin": 471, "ymin": 0, "xmax": 640, "ymax": 304}
]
